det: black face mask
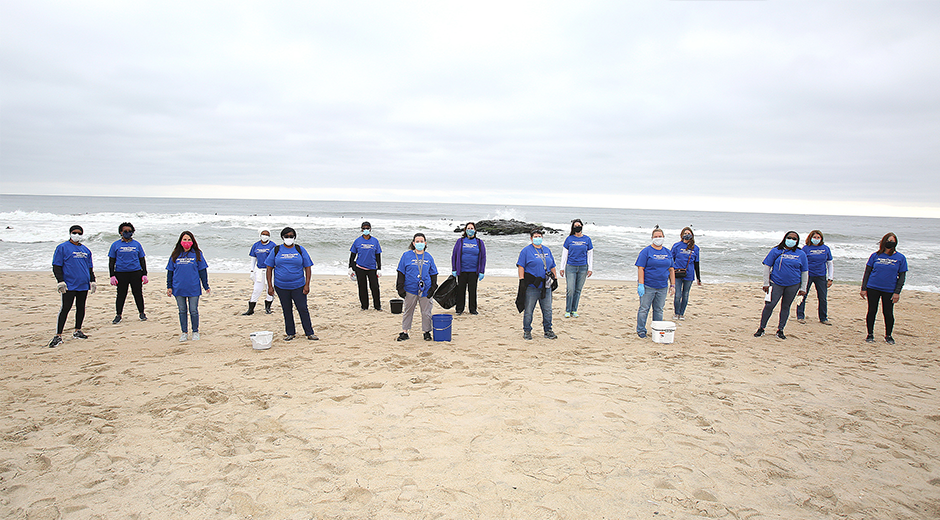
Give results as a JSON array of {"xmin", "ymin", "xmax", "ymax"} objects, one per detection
[
  {"xmin": 573, "ymin": 226, "xmax": 582, "ymax": 233},
  {"xmin": 885, "ymin": 240, "xmax": 897, "ymax": 249}
]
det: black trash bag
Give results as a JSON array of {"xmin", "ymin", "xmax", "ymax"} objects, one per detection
[{"xmin": 432, "ymin": 275, "xmax": 459, "ymax": 309}]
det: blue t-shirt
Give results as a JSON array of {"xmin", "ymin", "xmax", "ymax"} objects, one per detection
[
  {"xmin": 517, "ymin": 244, "xmax": 556, "ymax": 288},
  {"xmin": 397, "ymin": 250, "xmax": 438, "ymax": 297},
  {"xmin": 459, "ymin": 238, "xmax": 481, "ymax": 273},
  {"xmin": 670, "ymin": 242, "xmax": 700, "ymax": 282},
  {"xmin": 249, "ymin": 240, "xmax": 275, "ymax": 270},
  {"xmin": 763, "ymin": 247, "xmax": 808, "ymax": 287},
  {"xmin": 108, "ymin": 239, "xmax": 146, "ymax": 272},
  {"xmin": 52, "ymin": 241, "xmax": 94, "ymax": 291},
  {"xmin": 350, "ymin": 236, "xmax": 382, "ymax": 270},
  {"xmin": 265, "ymin": 244, "xmax": 313, "ymax": 290},
  {"xmin": 802, "ymin": 244, "xmax": 832, "ymax": 277},
  {"xmin": 865, "ymin": 251, "xmax": 908, "ymax": 293},
  {"xmin": 563, "ymin": 235, "xmax": 593, "ymax": 266},
  {"xmin": 166, "ymin": 250, "xmax": 209, "ymax": 297},
  {"xmin": 635, "ymin": 245, "xmax": 673, "ymax": 289}
]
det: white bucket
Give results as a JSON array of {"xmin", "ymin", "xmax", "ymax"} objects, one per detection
[
  {"xmin": 250, "ymin": 331, "xmax": 273, "ymax": 350},
  {"xmin": 651, "ymin": 321, "xmax": 676, "ymax": 344}
]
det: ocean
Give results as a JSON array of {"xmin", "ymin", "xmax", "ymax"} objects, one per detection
[{"xmin": 1, "ymin": 194, "xmax": 937, "ymax": 292}]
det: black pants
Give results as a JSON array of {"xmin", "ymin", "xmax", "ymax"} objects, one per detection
[
  {"xmin": 57, "ymin": 290, "xmax": 88, "ymax": 334},
  {"xmin": 115, "ymin": 270, "xmax": 145, "ymax": 315},
  {"xmin": 866, "ymin": 288, "xmax": 896, "ymax": 336},
  {"xmin": 456, "ymin": 272, "xmax": 478, "ymax": 313},
  {"xmin": 354, "ymin": 266, "xmax": 381, "ymax": 309},
  {"xmin": 759, "ymin": 283, "xmax": 800, "ymax": 332}
]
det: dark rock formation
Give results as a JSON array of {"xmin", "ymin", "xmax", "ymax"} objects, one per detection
[{"xmin": 454, "ymin": 219, "xmax": 561, "ymax": 236}]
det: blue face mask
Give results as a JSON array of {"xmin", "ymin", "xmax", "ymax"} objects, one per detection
[
  {"xmin": 362, "ymin": 229, "xmax": 371, "ymax": 236},
  {"xmin": 785, "ymin": 238, "xmax": 797, "ymax": 248},
  {"xmin": 466, "ymin": 229, "xmax": 475, "ymax": 237},
  {"xmin": 122, "ymin": 231, "xmax": 133, "ymax": 239},
  {"xmin": 532, "ymin": 237, "xmax": 543, "ymax": 246},
  {"xmin": 414, "ymin": 242, "xmax": 425, "ymax": 251},
  {"xmin": 811, "ymin": 238, "xmax": 820, "ymax": 246}
]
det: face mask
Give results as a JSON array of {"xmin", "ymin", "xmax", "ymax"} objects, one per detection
[
  {"xmin": 683, "ymin": 234, "xmax": 692, "ymax": 241},
  {"xmin": 885, "ymin": 240, "xmax": 897, "ymax": 249},
  {"xmin": 785, "ymin": 238, "xmax": 797, "ymax": 248},
  {"xmin": 71, "ymin": 233, "xmax": 84, "ymax": 243},
  {"xmin": 181, "ymin": 240, "xmax": 193, "ymax": 250},
  {"xmin": 573, "ymin": 226, "xmax": 582, "ymax": 233},
  {"xmin": 532, "ymin": 237, "xmax": 543, "ymax": 246},
  {"xmin": 122, "ymin": 231, "xmax": 133, "ymax": 239},
  {"xmin": 811, "ymin": 238, "xmax": 821, "ymax": 246},
  {"xmin": 283, "ymin": 237, "xmax": 295, "ymax": 246},
  {"xmin": 260, "ymin": 235, "xmax": 270, "ymax": 243},
  {"xmin": 466, "ymin": 229, "xmax": 475, "ymax": 237},
  {"xmin": 414, "ymin": 242, "xmax": 426, "ymax": 251},
  {"xmin": 362, "ymin": 229, "xmax": 371, "ymax": 236},
  {"xmin": 652, "ymin": 237, "xmax": 664, "ymax": 247}
]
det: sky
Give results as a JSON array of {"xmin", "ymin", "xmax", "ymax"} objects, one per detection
[{"xmin": 2, "ymin": 1, "xmax": 939, "ymax": 218}]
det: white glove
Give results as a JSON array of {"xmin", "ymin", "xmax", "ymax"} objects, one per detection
[
  {"xmin": 90, "ymin": 282, "xmax": 97, "ymax": 294},
  {"xmin": 376, "ymin": 270, "xmax": 383, "ymax": 278},
  {"xmin": 57, "ymin": 282, "xmax": 68, "ymax": 294},
  {"xmin": 348, "ymin": 267, "xmax": 356, "ymax": 280}
]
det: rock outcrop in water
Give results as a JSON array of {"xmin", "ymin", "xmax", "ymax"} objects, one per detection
[{"xmin": 454, "ymin": 219, "xmax": 561, "ymax": 236}]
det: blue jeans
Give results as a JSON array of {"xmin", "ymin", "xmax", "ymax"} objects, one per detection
[
  {"xmin": 274, "ymin": 286, "xmax": 314, "ymax": 336},
  {"xmin": 175, "ymin": 295, "xmax": 199, "ymax": 333},
  {"xmin": 673, "ymin": 278, "xmax": 693, "ymax": 316},
  {"xmin": 523, "ymin": 285, "xmax": 553, "ymax": 333},
  {"xmin": 637, "ymin": 287, "xmax": 667, "ymax": 334},
  {"xmin": 796, "ymin": 275, "xmax": 828, "ymax": 321},
  {"xmin": 565, "ymin": 264, "xmax": 588, "ymax": 313}
]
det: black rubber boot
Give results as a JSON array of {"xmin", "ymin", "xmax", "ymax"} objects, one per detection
[
  {"xmin": 242, "ymin": 301, "xmax": 256, "ymax": 316},
  {"xmin": 264, "ymin": 300, "xmax": 273, "ymax": 314}
]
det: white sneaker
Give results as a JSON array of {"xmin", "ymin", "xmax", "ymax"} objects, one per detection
[
  {"xmin": 179, "ymin": 333, "xmax": 188, "ymax": 342},
  {"xmin": 191, "ymin": 332, "xmax": 200, "ymax": 341}
]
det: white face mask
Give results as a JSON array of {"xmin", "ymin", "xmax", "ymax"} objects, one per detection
[
  {"xmin": 260, "ymin": 234, "xmax": 270, "ymax": 243},
  {"xmin": 652, "ymin": 237, "xmax": 664, "ymax": 247},
  {"xmin": 71, "ymin": 233, "xmax": 84, "ymax": 243},
  {"xmin": 283, "ymin": 237, "xmax": 295, "ymax": 246}
]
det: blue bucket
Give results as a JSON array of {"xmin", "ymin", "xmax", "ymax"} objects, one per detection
[{"xmin": 432, "ymin": 314, "xmax": 453, "ymax": 342}]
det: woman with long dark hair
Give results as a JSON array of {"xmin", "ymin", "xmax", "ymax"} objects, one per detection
[
  {"xmin": 755, "ymin": 231, "xmax": 808, "ymax": 340},
  {"xmin": 166, "ymin": 231, "xmax": 210, "ymax": 342},
  {"xmin": 560, "ymin": 219, "xmax": 593, "ymax": 318},
  {"xmin": 397, "ymin": 233, "xmax": 439, "ymax": 341},
  {"xmin": 861, "ymin": 232, "xmax": 907, "ymax": 344},
  {"xmin": 451, "ymin": 222, "xmax": 486, "ymax": 315},
  {"xmin": 670, "ymin": 226, "xmax": 700, "ymax": 320}
]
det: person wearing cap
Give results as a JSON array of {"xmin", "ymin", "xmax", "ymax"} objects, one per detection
[
  {"xmin": 266, "ymin": 227, "xmax": 318, "ymax": 341},
  {"xmin": 49, "ymin": 225, "xmax": 96, "ymax": 348},
  {"xmin": 243, "ymin": 229, "xmax": 275, "ymax": 315},
  {"xmin": 349, "ymin": 221, "xmax": 383, "ymax": 310}
]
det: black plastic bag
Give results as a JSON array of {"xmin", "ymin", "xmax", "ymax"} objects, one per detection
[{"xmin": 432, "ymin": 275, "xmax": 458, "ymax": 309}]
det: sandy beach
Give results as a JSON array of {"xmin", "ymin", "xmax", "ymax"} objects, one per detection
[{"xmin": 1, "ymin": 271, "xmax": 938, "ymax": 519}]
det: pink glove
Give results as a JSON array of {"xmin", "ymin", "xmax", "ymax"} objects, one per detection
[
  {"xmin": 142, "ymin": 275, "xmax": 149, "ymax": 284},
  {"xmin": 110, "ymin": 276, "xmax": 118, "ymax": 286}
]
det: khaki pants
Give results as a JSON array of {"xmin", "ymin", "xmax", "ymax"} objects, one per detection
[{"xmin": 402, "ymin": 292, "xmax": 433, "ymax": 332}]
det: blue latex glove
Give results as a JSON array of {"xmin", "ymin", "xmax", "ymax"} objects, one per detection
[
  {"xmin": 637, "ymin": 283, "xmax": 645, "ymax": 297},
  {"xmin": 452, "ymin": 271, "xmax": 458, "ymax": 277},
  {"xmin": 478, "ymin": 273, "xmax": 484, "ymax": 281}
]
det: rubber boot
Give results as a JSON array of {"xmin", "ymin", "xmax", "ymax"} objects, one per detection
[
  {"xmin": 242, "ymin": 301, "xmax": 256, "ymax": 316},
  {"xmin": 264, "ymin": 300, "xmax": 273, "ymax": 314}
]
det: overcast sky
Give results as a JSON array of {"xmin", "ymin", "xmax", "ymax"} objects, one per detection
[{"xmin": 2, "ymin": 1, "xmax": 939, "ymax": 217}]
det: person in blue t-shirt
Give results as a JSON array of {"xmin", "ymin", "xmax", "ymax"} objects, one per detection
[
  {"xmin": 49, "ymin": 225, "xmax": 97, "ymax": 348},
  {"xmin": 166, "ymin": 231, "xmax": 210, "ymax": 342},
  {"xmin": 560, "ymin": 219, "xmax": 593, "ymax": 318},
  {"xmin": 108, "ymin": 222, "xmax": 148, "ymax": 324},
  {"xmin": 861, "ymin": 232, "xmax": 907, "ymax": 344},
  {"xmin": 670, "ymin": 226, "xmax": 701, "ymax": 321},
  {"xmin": 265, "ymin": 227, "xmax": 318, "ymax": 341},
  {"xmin": 451, "ymin": 222, "xmax": 486, "ymax": 315},
  {"xmin": 243, "ymin": 229, "xmax": 275, "ymax": 316},
  {"xmin": 755, "ymin": 231, "xmax": 808, "ymax": 340},
  {"xmin": 635, "ymin": 227, "xmax": 675, "ymax": 338},
  {"xmin": 349, "ymin": 221, "xmax": 383, "ymax": 311},
  {"xmin": 516, "ymin": 230, "xmax": 558, "ymax": 340},
  {"xmin": 796, "ymin": 230, "xmax": 833, "ymax": 325},
  {"xmin": 396, "ymin": 233, "xmax": 439, "ymax": 341}
]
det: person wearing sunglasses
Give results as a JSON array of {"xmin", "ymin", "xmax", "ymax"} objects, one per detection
[
  {"xmin": 49, "ymin": 225, "xmax": 96, "ymax": 348},
  {"xmin": 265, "ymin": 227, "xmax": 318, "ymax": 341}
]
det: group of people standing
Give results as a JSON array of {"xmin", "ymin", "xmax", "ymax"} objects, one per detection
[{"xmin": 48, "ymin": 220, "xmax": 908, "ymax": 348}]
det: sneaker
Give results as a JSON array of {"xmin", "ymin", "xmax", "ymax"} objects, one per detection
[
  {"xmin": 885, "ymin": 336, "xmax": 895, "ymax": 345},
  {"xmin": 678, "ymin": 315, "xmax": 685, "ymax": 321},
  {"xmin": 112, "ymin": 315, "xmax": 122, "ymax": 324},
  {"xmin": 754, "ymin": 328, "xmax": 765, "ymax": 337},
  {"xmin": 469, "ymin": 311, "xmax": 479, "ymax": 315},
  {"xmin": 306, "ymin": 334, "xmax": 319, "ymax": 341},
  {"xmin": 523, "ymin": 331, "xmax": 532, "ymax": 340},
  {"xmin": 139, "ymin": 313, "xmax": 148, "ymax": 321},
  {"xmin": 544, "ymin": 330, "xmax": 557, "ymax": 339},
  {"xmin": 797, "ymin": 319, "xmax": 806, "ymax": 324},
  {"xmin": 423, "ymin": 331, "xmax": 432, "ymax": 341},
  {"xmin": 191, "ymin": 332, "xmax": 200, "ymax": 341},
  {"xmin": 284, "ymin": 334, "xmax": 295, "ymax": 341},
  {"xmin": 865, "ymin": 334, "xmax": 875, "ymax": 343},
  {"xmin": 672, "ymin": 314, "xmax": 679, "ymax": 320},
  {"xmin": 776, "ymin": 330, "xmax": 787, "ymax": 340},
  {"xmin": 456, "ymin": 311, "xmax": 463, "ymax": 316},
  {"xmin": 564, "ymin": 312, "xmax": 571, "ymax": 318},
  {"xmin": 179, "ymin": 333, "xmax": 188, "ymax": 342},
  {"xmin": 571, "ymin": 312, "xmax": 578, "ymax": 318},
  {"xmin": 72, "ymin": 330, "xmax": 88, "ymax": 339},
  {"xmin": 375, "ymin": 307, "xmax": 382, "ymax": 312},
  {"xmin": 48, "ymin": 336, "xmax": 63, "ymax": 348},
  {"xmin": 397, "ymin": 332, "xmax": 409, "ymax": 341},
  {"xmin": 821, "ymin": 320, "xmax": 832, "ymax": 325},
  {"xmin": 638, "ymin": 332, "xmax": 647, "ymax": 339}
]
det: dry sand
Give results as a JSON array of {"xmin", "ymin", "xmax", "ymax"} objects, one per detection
[{"xmin": 1, "ymin": 271, "xmax": 939, "ymax": 519}]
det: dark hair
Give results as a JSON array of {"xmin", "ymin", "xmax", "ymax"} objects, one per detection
[
  {"xmin": 409, "ymin": 232, "xmax": 427, "ymax": 250},
  {"xmin": 69, "ymin": 225, "xmax": 83, "ymax": 234},
  {"xmin": 170, "ymin": 231, "xmax": 202, "ymax": 262},
  {"xmin": 680, "ymin": 226, "xmax": 695, "ymax": 250},
  {"xmin": 529, "ymin": 229, "xmax": 544, "ymax": 238},
  {"xmin": 776, "ymin": 231, "xmax": 800, "ymax": 250},
  {"xmin": 877, "ymin": 232, "xmax": 898, "ymax": 254},
  {"xmin": 805, "ymin": 230, "xmax": 824, "ymax": 246},
  {"xmin": 361, "ymin": 221, "xmax": 371, "ymax": 230},
  {"xmin": 280, "ymin": 227, "xmax": 296, "ymax": 239},
  {"xmin": 569, "ymin": 219, "xmax": 583, "ymax": 236},
  {"xmin": 119, "ymin": 222, "xmax": 135, "ymax": 234},
  {"xmin": 461, "ymin": 222, "xmax": 476, "ymax": 238},
  {"xmin": 651, "ymin": 226, "xmax": 664, "ymax": 238}
]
